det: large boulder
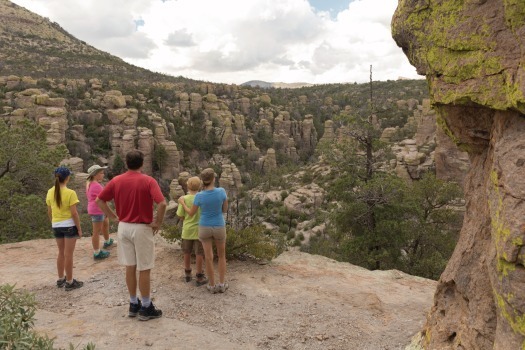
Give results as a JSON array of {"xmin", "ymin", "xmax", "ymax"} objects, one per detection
[{"xmin": 393, "ymin": 1, "xmax": 525, "ymax": 349}]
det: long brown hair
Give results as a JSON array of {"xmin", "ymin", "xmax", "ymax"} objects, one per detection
[{"xmin": 54, "ymin": 175, "xmax": 63, "ymax": 208}]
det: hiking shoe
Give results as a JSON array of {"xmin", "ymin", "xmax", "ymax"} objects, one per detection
[
  {"xmin": 217, "ymin": 283, "xmax": 229, "ymax": 293},
  {"xmin": 185, "ymin": 269, "xmax": 192, "ymax": 283},
  {"xmin": 56, "ymin": 277, "xmax": 66, "ymax": 288},
  {"xmin": 206, "ymin": 284, "xmax": 218, "ymax": 294},
  {"xmin": 65, "ymin": 279, "xmax": 84, "ymax": 291},
  {"xmin": 195, "ymin": 273, "xmax": 208, "ymax": 287},
  {"xmin": 128, "ymin": 300, "xmax": 142, "ymax": 318},
  {"xmin": 103, "ymin": 238, "xmax": 114, "ymax": 249},
  {"xmin": 138, "ymin": 302, "xmax": 162, "ymax": 321},
  {"xmin": 94, "ymin": 250, "xmax": 110, "ymax": 260}
]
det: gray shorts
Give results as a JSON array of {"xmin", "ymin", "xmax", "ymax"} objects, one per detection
[{"xmin": 198, "ymin": 226, "xmax": 226, "ymax": 242}]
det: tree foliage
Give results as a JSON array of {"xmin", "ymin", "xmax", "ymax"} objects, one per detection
[
  {"xmin": 0, "ymin": 119, "xmax": 67, "ymax": 243},
  {"xmin": 309, "ymin": 70, "xmax": 462, "ymax": 279}
]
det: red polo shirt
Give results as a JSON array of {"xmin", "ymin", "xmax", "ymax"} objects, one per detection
[{"xmin": 98, "ymin": 171, "xmax": 165, "ymax": 224}]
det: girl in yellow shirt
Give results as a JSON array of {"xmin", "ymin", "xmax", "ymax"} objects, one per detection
[{"xmin": 46, "ymin": 166, "xmax": 83, "ymax": 291}]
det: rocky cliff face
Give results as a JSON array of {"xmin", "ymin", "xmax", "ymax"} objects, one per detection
[{"xmin": 393, "ymin": 1, "xmax": 525, "ymax": 349}]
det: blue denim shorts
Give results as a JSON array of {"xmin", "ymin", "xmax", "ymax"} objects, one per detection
[
  {"xmin": 91, "ymin": 214, "xmax": 105, "ymax": 223},
  {"xmin": 53, "ymin": 226, "xmax": 79, "ymax": 239}
]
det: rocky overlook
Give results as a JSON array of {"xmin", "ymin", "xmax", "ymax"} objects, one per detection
[
  {"xmin": 393, "ymin": 0, "xmax": 525, "ymax": 349},
  {"xmin": 0, "ymin": 0, "xmax": 486, "ymax": 348},
  {"xmin": 0, "ymin": 237, "xmax": 436, "ymax": 350}
]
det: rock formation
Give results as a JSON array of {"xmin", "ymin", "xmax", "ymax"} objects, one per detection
[
  {"xmin": 283, "ymin": 183, "xmax": 325, "ymax": 216},
  {"xmin": 245, "ymin": 137, "xmax": 261, "ymax": 160},
  {"xmin": 9, "ymin": 89, "xmax": 69, "ymax": 148},
  {"xmin": 392, "ymin": 139, "xmax": 427, "ymax": 180},
  {"xmin": 393, "ymin": 1, "xmax": 525, "ymax": 349},
  {"xmin": 257, "ymin": 148, "xmax": 277, "ymax": 174},
  {"xmin": 218, "ymin": 163, "xmax": 243, "ymax": 196},
  {"xmin": 219, "ymin": 118, "xmax": 238, "ymax": 151},
  {"xmin": 138, "ymin": 128, "xmax": 154, "ymax": 175},
  {"xmin": 319, "ymin": 120, "xmax": 335, "ymax": 143}
]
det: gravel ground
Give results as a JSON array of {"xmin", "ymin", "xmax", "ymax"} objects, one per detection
[{"xmin": 0, "ymin": 237, "xmax": 436, "ymax": 350}]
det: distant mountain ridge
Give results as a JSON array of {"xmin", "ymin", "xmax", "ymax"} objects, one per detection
[{"xmin": 241, "ymin": 80, "xmax": 314, "ymax": 89}]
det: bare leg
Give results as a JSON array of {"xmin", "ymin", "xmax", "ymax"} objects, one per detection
[
  {"xmin": 126, "ymin": 265, "xmax": 137, "ymax": 296},
  {"xmin": 102, "ymin": 217, "xmax": 110, "ymax": 241},
  {"xmin": 56, "ymin": 238, "xmax": 65, "ymax": 278},
  {"xmin": 92, "ymin": 221, "xmax": 102, "ymax": 251},
  {"xmin": 138, "ymin": 269, "xmax": 151, "ymax": 298},
  {"xmin": 196, "ymin": 254, "xmax": 204, "ymax": 274},
  {"xmin": 215, "ymin": 240, "xmax": 226, "ymax": 284},
  {"xmin": 64, "ymin": 237, "xmax": 77, "ymax": 281},
  {"xmin": 202, "ymin": 240, "xmax": 215, "ymax": 285},
  {"xmin": 184, "ymin": 253, "xmax": 191, "ymax": 270}
]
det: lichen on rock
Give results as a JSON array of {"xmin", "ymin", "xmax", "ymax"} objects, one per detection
[{"xmin": 393, "ymin": 0, "xmax": 525, "ymax": 349}]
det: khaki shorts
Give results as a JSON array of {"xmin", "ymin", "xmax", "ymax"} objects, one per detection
[
  {"xmin": 182, "ymin": 239, "xmax": 204, "ymax": 256},
  {"xmin": 198, "ymin": 226, "xmax": 226, "ymax": 242},
  {"xmin": 117, "ymin": 222, "xmax": 155, "ymax": 271}
]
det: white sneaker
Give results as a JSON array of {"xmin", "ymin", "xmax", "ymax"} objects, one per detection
[
  {"xmin": 207, "ymin": 284, "xmax": 217, "ymax": 294},
  {"xmin": 217, "ymin": 283, "xmax": 229, "ymax": 293}
]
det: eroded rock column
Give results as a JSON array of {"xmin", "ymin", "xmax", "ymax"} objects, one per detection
[{"xmin": 392, "ymin": 0, "xmax": 525, "ymax": 348}]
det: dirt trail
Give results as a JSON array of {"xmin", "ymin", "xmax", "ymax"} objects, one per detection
[{"xmin": 0, "ymin": 237, "xmax": 436, "ymax": 350}]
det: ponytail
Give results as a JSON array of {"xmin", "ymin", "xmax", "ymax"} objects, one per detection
[
  {"xmin": 54, "ymin": 175, "xmax": 62, "ymax": 208},
  {"xmin": 86, "ymin": 176, "xmax": 93, "ymax": 193}
]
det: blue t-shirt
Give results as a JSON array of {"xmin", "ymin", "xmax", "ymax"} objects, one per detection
[{"xmin": 193, "ymin": 187, "xmax": 227, "ymax": 227}]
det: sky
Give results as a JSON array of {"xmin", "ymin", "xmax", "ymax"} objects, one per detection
[{"xmin": 11, "ymin": 0, "xmax": 421, "ymax": 85}]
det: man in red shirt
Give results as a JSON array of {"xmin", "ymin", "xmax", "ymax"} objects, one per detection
[{"xmin": 96, "ymin": 150, "xmax": 167, "ymax": 321}]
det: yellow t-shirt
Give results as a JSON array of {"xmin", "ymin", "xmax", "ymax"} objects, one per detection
[
  {"xmin": 176, "ymin": 194, "xmax": 201, "ymax": 240},
  {"xmin": 46, "ymin": 186, "xmax": 80, "ymax": 223}
]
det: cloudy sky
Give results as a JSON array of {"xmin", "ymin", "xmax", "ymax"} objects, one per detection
[{"xmin": 11, "ymin": 0, "xmax": 421, "ymax": 85}]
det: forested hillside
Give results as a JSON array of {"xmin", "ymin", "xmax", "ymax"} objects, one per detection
[{"xmin": 0, "ymin": 0, "xmax": 464, "ymax": 281}]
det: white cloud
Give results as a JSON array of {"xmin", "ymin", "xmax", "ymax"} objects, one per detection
[
  {"xmin": 165, "ymin": 29, "xmax": 196, "ymax": 47},
  {"xmin": 11, "ymin": 0, "xmax": 421, "ymax": 84}
]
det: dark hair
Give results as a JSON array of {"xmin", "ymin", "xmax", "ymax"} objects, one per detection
[
  {"xmin": 126, "ymin": 150, "xmax": 144, "ymax": 170},
  {"xmin": 53, "ymin": 167, "xmax": 71, "ymax": 208},
  {"xmin": 54, "ymin": 176, "xmax": 62, "ymax": 208}
]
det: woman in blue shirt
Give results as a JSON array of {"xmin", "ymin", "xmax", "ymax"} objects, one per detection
[{"xmin": 178, "ymin": 168, "xmax": 228, "ymax": 293}]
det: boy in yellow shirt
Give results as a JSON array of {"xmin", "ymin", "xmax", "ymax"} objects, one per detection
[{"xmin": 176, "ymin": 176, "xmax": 207, "ymax": 286}]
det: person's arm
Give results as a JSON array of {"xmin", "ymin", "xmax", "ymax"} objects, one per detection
[
  {"xmin": 150, "ymin": 199, "xmax": 167, "ymax": 234},
  {"xmin": 178, "ymin": 196, "xmax": 199, "ymax": 216},
  {"xmin": 70, "ymin": 204, "xmax": 82, "ymax": 238},
  {"xmin": 96, "ymin": 197, "xmax": 118, "ymax": 221},
  {"xmin": 222, "ymin": 199, "xmax": 229, "ymax": 213},
  {"xmin": 47, "ymin": 206, "xmax": 52, "ymax": 222}
]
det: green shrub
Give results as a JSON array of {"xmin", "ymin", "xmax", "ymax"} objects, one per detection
[
  {"xmin": 301, "ymin": 172, "xmax": 313, "ymax": 184},
  {"xmin": 0, "ymin": 284, "xmax": 54, "ymax": 349},
  {"xmin": 160, "ymin": 222, "xmax": 182, "ymax": 243},
  {"xmin": 225, "ymin": 225, "xmax": 282, "ymax": 260},
  {"xmin": 0, "ymin": 284, "xmax": 97, "ymax": 349}
]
